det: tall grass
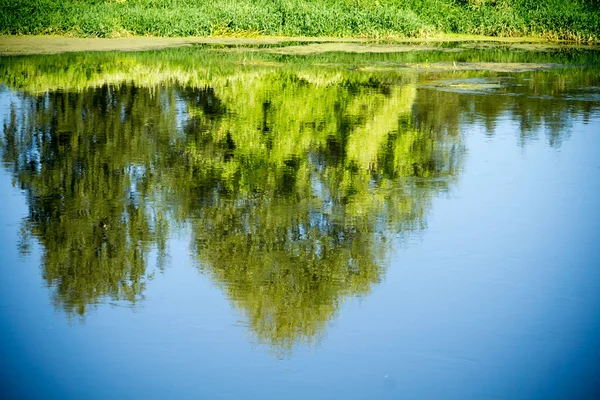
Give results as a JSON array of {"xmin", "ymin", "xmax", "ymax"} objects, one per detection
[{"xmin": 1, "ymin": 0, "xmax": 598, "ymax": 41}]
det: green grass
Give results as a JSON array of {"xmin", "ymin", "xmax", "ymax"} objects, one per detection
[{"xmin": 1, "ymin": 0, "xmax": 599, "ymax": 42}]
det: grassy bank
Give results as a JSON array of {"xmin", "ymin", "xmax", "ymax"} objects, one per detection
[{"xmin": 1, "ymin": 0, "xmax": 599, "ymax": 42}]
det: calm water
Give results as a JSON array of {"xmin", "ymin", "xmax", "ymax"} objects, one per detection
[{"xmin": 1, "ymin": 44, "xmax": 599, "ymax": 399}]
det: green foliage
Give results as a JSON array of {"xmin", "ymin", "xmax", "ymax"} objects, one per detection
[{"xmin": 0, "ymin": 0, "xmax": 598, "ymax": 41}]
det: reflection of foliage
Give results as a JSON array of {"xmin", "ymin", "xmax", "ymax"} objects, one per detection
[
  {"xmin": 2, "ymin": 46, "xmax": 598, "ymax": 94},
  {"xmin": 167, "ymin": 75, "xmax": 462, "ymax": 348},
  {"xmin": 1, "ymin": 86, "xmax": 171, "ymax": 315},
  {"xmin": 414, "ymin": 69, "xmax": 600, "ymax": 148},
  {"xmin": 1, "ymin": 48, "xmax": 592, "ymax": 349},
  {"xmin": 194, "ymin": 200, "xmax": 387, "ymax": 349},
  {"xmin": 0, "ymin": 65, "xmax": 461, "ymax": 348}
]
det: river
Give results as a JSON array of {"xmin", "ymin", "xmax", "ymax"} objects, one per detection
[{"xmin": 0, "ymin": 42, "xmax": 599, "ymax": 399}]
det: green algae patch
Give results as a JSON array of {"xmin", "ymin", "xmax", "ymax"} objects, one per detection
[
  {"xmin": 0, "ymin": 35, "xmax": 377, "ymax": 56},
  {"xmin": 421, "ymin": 78, "xmax": 507, "ymax": 94},
  {"xmin": 459, "ymin": 41, "xmax": 600, "ymax": 52},
  {"xmin": 2, "ymin": 35, "xmax": 600, "ymax": 57},
  {"xmin": 0, "ymin": 36, "xmax": 289, "ymax": 56},
  {"xmin": 361, "ymin": 62, "xmax": 566, "ymax": 73},
  {"xmin": 263, "ymin": 43, "xmax": 458, "ymax": 55}
]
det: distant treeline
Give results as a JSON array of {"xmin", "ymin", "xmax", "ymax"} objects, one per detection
[{"xmin": 0, "ymin": 0, "xmax": 599, "ymax": 42}]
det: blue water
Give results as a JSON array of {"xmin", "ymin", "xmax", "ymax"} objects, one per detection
[{"xmin": 1, "ymin": 48, "xmax": 600, "ymax": 399}]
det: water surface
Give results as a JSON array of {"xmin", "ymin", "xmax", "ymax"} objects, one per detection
[{"xmin": 0, "ymin": 45, "xmax": 599, "ymax": 399}]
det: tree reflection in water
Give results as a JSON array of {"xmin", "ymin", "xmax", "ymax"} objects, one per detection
[{"xmin": 2, "ymin": 47, "xmax": 592, "ymax": 350}]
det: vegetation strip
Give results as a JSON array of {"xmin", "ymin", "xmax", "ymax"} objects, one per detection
[
  {"xmin": 2, "ymin": 35, "xmax": 600, "ymax": 57},
  {"xmin": 1, "ymin": 0, "xmax": 599, "ymax": 42}
]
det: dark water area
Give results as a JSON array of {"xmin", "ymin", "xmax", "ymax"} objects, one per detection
[{"xmin": 0, "ymin": 45, "xmax": 599, "ymax": 399}]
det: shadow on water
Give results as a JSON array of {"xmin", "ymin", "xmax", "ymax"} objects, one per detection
[{"xmin": 0, "ymin": 46, "xmax": 598, "ymax": 352}]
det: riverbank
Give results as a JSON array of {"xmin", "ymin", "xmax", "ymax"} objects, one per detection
[
  {"xmin": 2, "ymin": 35, "xmax": 600, "ymax": 57},
  {"xmin": 1, "ymin": 0, "xmax": 599, "ymax": 43}
]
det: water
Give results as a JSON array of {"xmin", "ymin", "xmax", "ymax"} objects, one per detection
[{"xmin": 0, "ymin": 44, "xmax": 599, "ymax": 399}]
